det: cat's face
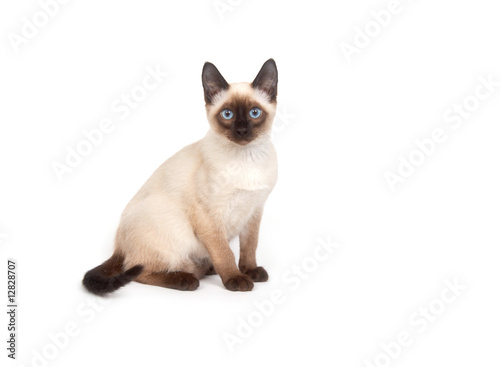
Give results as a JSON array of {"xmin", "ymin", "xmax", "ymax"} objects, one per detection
[{"xmin": 202, "ymin": 59, "xmax": 278, "ymax": 145}]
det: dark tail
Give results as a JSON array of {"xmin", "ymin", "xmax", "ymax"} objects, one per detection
[{"xmin": 82, "ymin": 253, "xmax": 143, "ymax": 296}]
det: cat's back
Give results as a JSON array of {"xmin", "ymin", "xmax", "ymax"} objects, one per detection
[{"xmin": 127, "ymin": 141, "xmax": 203, "ymax": 206}]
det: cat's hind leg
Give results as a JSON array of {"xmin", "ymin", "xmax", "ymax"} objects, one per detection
[
  {"xmin": 134, "ymin": 258, "xmax": 213, "ymax": 291},
  {"xmin": 135, "ymin": 271, "xmax": 199, "ymax": 291}
]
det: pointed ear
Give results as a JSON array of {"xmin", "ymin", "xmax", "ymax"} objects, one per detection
[
  {"xmin": 252, "ymin": 59, "xmax": 278, "ymax": 102},
  {"xmin": 202, "ymin": 62, "xmax": 229, "ymax": 104}
]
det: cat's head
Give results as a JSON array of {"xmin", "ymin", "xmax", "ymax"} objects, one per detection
[{"xmin": 202, "ymin": 59, "xmax": 278, "ymax": 145}]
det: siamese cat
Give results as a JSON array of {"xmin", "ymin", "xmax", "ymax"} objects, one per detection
[{"xmin": 83, "ymin": 59, "xmax": 278, "ymax": 294}]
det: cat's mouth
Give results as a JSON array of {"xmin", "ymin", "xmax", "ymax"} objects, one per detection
[
  {"xmin": 229, "ymin": 127, "xmax": 255, "ymax": 145},
  {"xmin": 230, "ymin": 138, "xmax": 253, "ymax": 146},
  {"xmin": 229, "ymin": 133, "xmax": 255, "ymax": 145}
]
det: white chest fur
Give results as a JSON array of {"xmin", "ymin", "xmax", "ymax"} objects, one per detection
[{"xmin": 198, "ymin": 131, "xmax": 278, "ymax": 237}]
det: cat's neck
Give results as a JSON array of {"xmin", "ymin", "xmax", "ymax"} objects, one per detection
[{"xmin": 201, "ymin": 128, "xmax": 273, "ymax": 165}]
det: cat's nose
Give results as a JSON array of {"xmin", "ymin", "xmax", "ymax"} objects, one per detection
[{"xmin": 235, "ymin": 127, "xmax": 249, "ymax": 137}]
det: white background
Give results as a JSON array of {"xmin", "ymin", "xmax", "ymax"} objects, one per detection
[{"xmin": 1, "ymin": 0, "xmax": 499, "ymax": 366}]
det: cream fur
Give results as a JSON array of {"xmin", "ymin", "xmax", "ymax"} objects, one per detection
[{"xmin": 116, "ymin": 83, "xmax": 278, "ymax": 275}]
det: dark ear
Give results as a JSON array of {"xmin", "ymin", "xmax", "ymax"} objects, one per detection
[
  {"xmin": 202, "ymin": 62, "xmax": 229, "ymax": 104},
  {"xmin": 252, "ymin": 59, "xmax": 278, "ymax": 102}
]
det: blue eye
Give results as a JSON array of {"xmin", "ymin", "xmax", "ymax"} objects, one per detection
[
  {"xmin": 249, "ymin": 108, "xmax": 262, "ymax": 119},
  {"xmin": 221, "ymin": 109, "xmax": 234, "ymax": 120}
]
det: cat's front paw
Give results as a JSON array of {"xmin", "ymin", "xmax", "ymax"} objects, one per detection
[
  {"xmin": 243, "ymin": 266, "xmax": 269, "ymax": 282},
  {"xmin": 224, "ymin": 274, "xmax": 254, "ymax": 292}
]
